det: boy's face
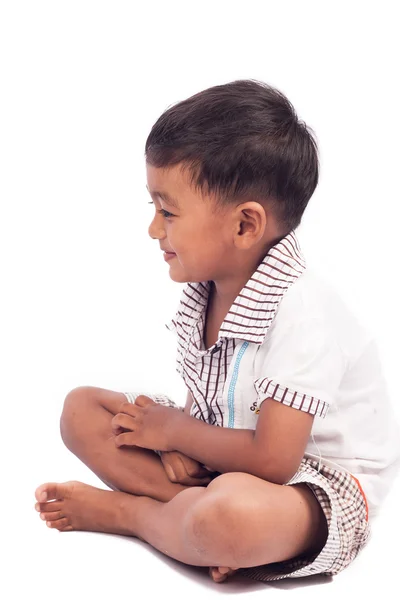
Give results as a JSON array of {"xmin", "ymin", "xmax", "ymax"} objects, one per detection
[{"xmin": 146, "ymin": 163, "xmax": 238, "ymax": 284}]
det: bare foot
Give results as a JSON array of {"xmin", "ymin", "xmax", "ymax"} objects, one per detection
[
  {"xmin": 209, "ymin": 566, "xmax": 238, "ymax": 583},
  {"xmin": 35, "ymin": 481, "xmax": 235, "ymax": 582},
  {"xmin": 34, "ymin": 480, "xmax": 144, "ymax": 539}
]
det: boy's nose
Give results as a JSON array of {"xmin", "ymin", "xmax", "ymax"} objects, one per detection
[{"xmin": 148, "ymin": 214, "xmax": 166, "ymax": 241}]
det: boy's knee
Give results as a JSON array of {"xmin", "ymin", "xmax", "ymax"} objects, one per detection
[
  {"xmin": 185, "ymin": 489, "xmax": 244, "ymax": 566},
  {"xmin": 60, "ymin": 386, "xmax": 95, "ymax": 445},
  {"xmin": 62, "ymin": 386, "xmax": 95, "ymax": 416}
]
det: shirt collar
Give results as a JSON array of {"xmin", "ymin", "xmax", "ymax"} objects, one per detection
[{"xmin": 165, "ymin": 229, "xmax": 306, "ymax": 346}]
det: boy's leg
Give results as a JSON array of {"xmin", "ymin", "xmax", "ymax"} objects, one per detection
[
  {"xmin": 60, "ymin": 386, "xmax": 196, "ymax": 502},
  {"xmin": 34, "ymin": 471, "xmax": 327, "ymax": 571}
]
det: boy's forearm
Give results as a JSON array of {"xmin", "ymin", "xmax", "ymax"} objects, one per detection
[{"xmin": 169, "ymin": 412, "xmax": 269, "ymax": 480}]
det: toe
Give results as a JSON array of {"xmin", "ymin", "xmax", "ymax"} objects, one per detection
[
  {"xmin": 46, "ymin": 517, "xmax": 69, "ymax": 530},
  {"xmin": 209, "ymin": 567, "xmax": 227, "ymax": 582},
  {"xmin": 209, "ymin": 566, "xmax": 238, "ymax": 582},
  {"xmin": 35, "ymin": 484, "xmax": 48, "ymax": 503},
  {"xmin": 41, "ymin": 510, "xmax": 63, "ymax": 521},
  {"xmin": 36, "ymin": 500, "xmax": 63, "ymax": 513},
  {"xmin": 35, "ymin": 482, "xmax": 74, "ymax": 504},
  {"xmin": 35, "ymin": 483, "xmax": 60, "ymax": 503}
]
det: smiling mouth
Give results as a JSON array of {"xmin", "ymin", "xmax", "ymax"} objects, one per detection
[{"xmin": 164, "ymin": 252, "xmax": 176, "ymax": 261}]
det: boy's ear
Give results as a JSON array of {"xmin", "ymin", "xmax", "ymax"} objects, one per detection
[{"xmin": 234, "ymin": 201, "xmax": 267, "ymax": 248}]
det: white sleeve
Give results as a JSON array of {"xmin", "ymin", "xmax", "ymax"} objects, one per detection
[{"xmin": 253, "ymin": 318, "xmax": 346, "ymax": 419}]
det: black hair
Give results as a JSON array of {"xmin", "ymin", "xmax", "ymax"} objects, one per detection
[{"xmin": 145, "ymin": 79, "xmax": 319, "ymax": 233}]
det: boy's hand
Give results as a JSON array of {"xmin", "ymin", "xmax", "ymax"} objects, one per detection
[
  {"xmin": 111, "ymin": 395, "xmax": 182, "ymax": 452},
  {"xmin": 159, "ymin": 450, "xmax": 216, "ymax": 485}
]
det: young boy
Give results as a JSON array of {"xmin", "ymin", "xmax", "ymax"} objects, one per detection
[{"xmin": 34, "ymin": 79, "xmax": 400, "ymax": 583}]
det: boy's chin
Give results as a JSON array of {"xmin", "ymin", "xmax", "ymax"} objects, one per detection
[
  {"xmin": 168, "ymin": 269, "xmax": 203, "ymax": 285},
  {"xmin": 167, "ymin": 268, "xmax": 186, "ymax": 283}
]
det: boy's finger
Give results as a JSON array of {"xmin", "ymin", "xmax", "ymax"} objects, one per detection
[
  {"xmin": 189, "ymin": 466, "xmax": 214, "ymax": 478},
  {"xmin": 164, "ymin": 464, "xmax": 176, "ymax": 481},
  {"xmin": 134, "ymin": 395, "xmax": 155, "ymax": 407},
  {"xmin": 162, "ymin": 457, "xmax": 189, "ymax": 483},
  {"xmin": 115, "ymin": 432, "xmax": 137, "ymax": 447},
  {"xmin": 111, "ymin": 413, "xmax": 135, "ymax": 434},
  {"xmin": 182, "ymin": 475, "xmax": 212, "ymax": 486},
  {"xmin": 118, "ymin": 402, "xmax": 138, "ymax": 416}
]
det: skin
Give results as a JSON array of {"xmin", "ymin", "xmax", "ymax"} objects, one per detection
[
  {"xmin": 146, "ymin": 162, "xmax": 285, "ymax": 317},
  {"xmin": 148, "ymin": 165, "xmax": 301, "ymax": 585},
  {"xmin": 34, "ymin": 164, "xmax": 327, "ymax": 583}
]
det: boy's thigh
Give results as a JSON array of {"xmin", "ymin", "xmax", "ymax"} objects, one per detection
[
  {"xmin": 194, "ymin": 472, "xmax": 327, "ymax": 568},
  {"xmin": 89, "ymin": 386, "xmax": 127, "ymax": 414},
  {"xmin": 61, "ymin": 386, "xmax": 127, "ymax": 444},
  {"xmin": 64, "ymin": 385, "xmax": 126, "ymax": 416}
]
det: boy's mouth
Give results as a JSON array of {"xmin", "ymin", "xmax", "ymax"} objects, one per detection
[{"xmin": 163, "ymin": 252, "xmax": 176, "ymax": 262}]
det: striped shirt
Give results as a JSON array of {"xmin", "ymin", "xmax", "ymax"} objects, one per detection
[
  {"xmin": 165, "ymin": 229, "xmax": 311, "ymax": 426},
  {"xmin": 165, "ymin": 229, "xmax": 400, "ymax": 517}
]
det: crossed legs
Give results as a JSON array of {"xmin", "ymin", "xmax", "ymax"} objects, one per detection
[{"xmin": 34, "ymin": 386, "xmax": 328, "ymax": 575}]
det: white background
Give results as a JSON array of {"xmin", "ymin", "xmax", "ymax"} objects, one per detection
[{"xmin": 1, "ymin": 1, "xmax": 399, "ymax": 597}]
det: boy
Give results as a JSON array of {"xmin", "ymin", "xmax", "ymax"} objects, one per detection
[{"xmin": 34, "ymin": 80, "xmax": 400, "ymax": 583}]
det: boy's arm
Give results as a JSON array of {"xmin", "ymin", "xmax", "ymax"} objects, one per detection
[{"xmin": 169, "ymin": 397, "xmax": 314, "ymax": 484}]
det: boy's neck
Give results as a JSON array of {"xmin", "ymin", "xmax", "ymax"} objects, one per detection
[
  {"xmin": 210, "ymin": 267, "xmax": 256, "ymax": 315},
  {"xmin": 209, "ymin": 236, "xmax": 281, "ymax": 314}
]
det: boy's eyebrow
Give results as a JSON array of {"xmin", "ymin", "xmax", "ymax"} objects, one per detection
[{"xmin": 146, "ymin": 185, "xmax": 180, "ymax": 209}]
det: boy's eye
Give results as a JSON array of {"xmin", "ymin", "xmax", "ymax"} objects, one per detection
[
  {"xmin": 148, "ymin": 201, "xmax": 174, "ymax": 219},
  {"xmin": 159, "ymin": 209, "xmax": 174, "ymax": 218}
]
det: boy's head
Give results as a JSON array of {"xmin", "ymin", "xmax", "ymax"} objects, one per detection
[{"xmin": 145, "ymin": 79, "xmax": 318, "ymax": 286}]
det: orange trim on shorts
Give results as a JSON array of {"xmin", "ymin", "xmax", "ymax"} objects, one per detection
[{"xmin": 350, "ymin": 475, "xmax": 369, "ymax": 521}]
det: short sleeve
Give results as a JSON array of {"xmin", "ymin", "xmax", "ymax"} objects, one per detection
[{"xmin": 254, "ymin": 318, "xmax": 346, "ymax": 419}]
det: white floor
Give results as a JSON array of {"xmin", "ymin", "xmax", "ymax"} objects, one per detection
[{"xmin": 6, "ymin": 440, "xmax": 399, "ymax": 600}]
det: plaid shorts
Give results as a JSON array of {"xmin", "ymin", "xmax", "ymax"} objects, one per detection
[
  {"xmin": 237, "ymin": 456, "xmax": 371, "ymax": 581},
  {"xmin": 123, "ymin": 391, "xmax": 371, "ymax": 580}
]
